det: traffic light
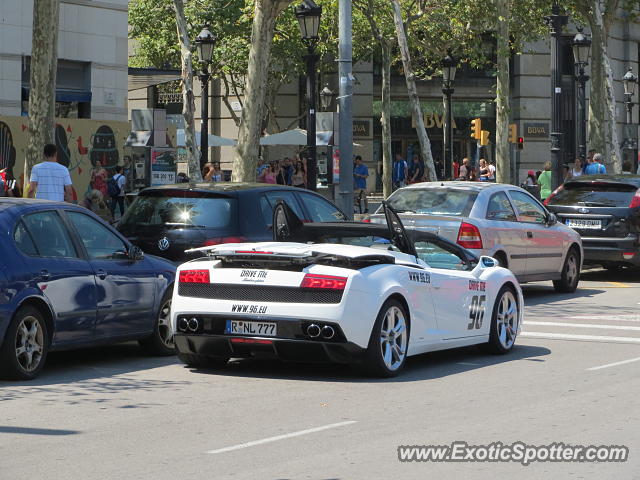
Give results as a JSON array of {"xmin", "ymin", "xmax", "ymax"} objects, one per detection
[
  {"xmin": 480, "ymin": 130, "xmax": 490, "ymax": 146},
  {"xmin": 508, "ymin": 124, "xmax": 517, "ymax": 143},
  {"xmin": 470, "ymin": 118, "xmax": 482, "ymax": 140},
  {"xmin": 517, "ymin": 137, "xmax": 524, "ymax": 150}
]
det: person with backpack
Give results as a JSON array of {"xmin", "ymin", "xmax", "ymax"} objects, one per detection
[{"xmin": 108, "ymin": 165, "xmax": 126, "ymax": 219}]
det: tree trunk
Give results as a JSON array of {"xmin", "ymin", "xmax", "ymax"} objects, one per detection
[
  {"xmin": 390, "ymin": 0, "xmax": 436, "ymax": 181},
  {"xmin": 587, "ymin": 2, "xmax": 621, "ymax": 172},
  {"xmin": 172, "ymin": 0, "xmax": 202, "ymax": 181},
  {"xmin": 381, "ymin": 41, "xmax": 393, "ymax": 197},
  {"xmin": 495, "ymin": 0, "xmax": 510, "ymax": 184},
  {"xmin": 233, "ymin": 0, "xmax": 291, "ymax": 182},
  {"xmin": 25, "ymin": 0, "xmax": 60, "ymax": 190}
]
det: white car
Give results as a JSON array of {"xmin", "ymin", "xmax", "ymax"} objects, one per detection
[
  {"xmin": 170, "ymin": 202, "xmax": 524, "ymax": 377},
  {"xmin": 370, "ymin": 182, "xmax": 583, "ymax": 293}
]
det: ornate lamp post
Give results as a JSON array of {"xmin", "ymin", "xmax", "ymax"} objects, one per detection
[
  {"xmin": 195, "ymin": 25, "xmax": 216, "ymax": 171},
  {"xmin": 441, "ymin": 52, "xmax": 457, "ymax": 180},
  {"xmin": 320, "ymin": 85, "xmax": 334, "ymax": 111},
  {"xmin": 572, "ymin": 28, "xmax": 591, "ymax": 161},
  {"xmin": 623, "ymin": 67, "xmax": 638, "ymax": 170},
  {"xmin": 546, "ymin": 2, "xmax": 568, "ymax": 190},
  {"xmin": 296, "ymin": 0, "xmax": 322, "ymax": 191}
]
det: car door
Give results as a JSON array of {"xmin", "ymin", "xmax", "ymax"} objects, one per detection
[
  {"xmin": 508, "ymin": 190, "xmax": 563, "ymax": 275},
  {"xmin": 296, "ymin": 191, "xmax": 347, "ymax": 222},
  {"xmin": 413, "ymin": 235, "xmax": 481, "ymax": 342},
  {"xmin": 64, "ymin": 210, "xmax": 157, "ymax": 338},
  {"xmin": 484, "ymin": 191, "xmax": 527, "ymax": 275},
  {"xmin": 16, "ymin": 210, "xmax": 97, "ymax": 344}
]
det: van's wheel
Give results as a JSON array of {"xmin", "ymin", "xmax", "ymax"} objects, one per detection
[
  {"xmin": 0, "ymin": 306, "xmax": 49, "ymax": 380},
  {"xmin": 486, "ymin": 286, "xmax": 519, "ymax": 354},
  {"xmin": 139, "ymin": 290, "xmax": 175, "ymax": 355},
  {"xmin": 363, "ymin": 299, "xmax": 409, "ymax": 377},
  {"xmin": 553, "ymin": 248, "xmax": 580, "ymax": 293},
  {"xmin": 177, "ymin": 353, "xmax": 228, "ymax": 369}
]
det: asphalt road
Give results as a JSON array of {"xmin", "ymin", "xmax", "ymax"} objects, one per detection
[{"xmin": 1, "ymin": 268, "xmax": 639, "ymax": 480}]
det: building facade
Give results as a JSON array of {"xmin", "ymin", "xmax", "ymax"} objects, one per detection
[{"xmin": 0, "ymin": 0, "xmax": 128, "ymax": 121}]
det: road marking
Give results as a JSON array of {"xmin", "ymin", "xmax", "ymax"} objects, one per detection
[
  {"xmin": 569, "ymin": 315, "xmax": 640, "ymax": 322},
  {"xmin": 525, "ymin": 321, "xmax": 640, "ymax": 331},
  {"xmin": 606, "ymin": 282, "xmax": 631, "ymax": 288},
  {"xmin": 587, "ymin": 356, "xmax": 640, "ymax": 371},
  {"xmin": 206, "ymin": 421, "xmax": 357, "ymax": 454},
  {"xmin": 520, "ymin": 332, "xmax": 640, "ymax": 344},
  {"xmin": 457, "ymin": 362, "xmax": 481, "ymax": 366}
]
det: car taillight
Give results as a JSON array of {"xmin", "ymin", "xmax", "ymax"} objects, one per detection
[
  {"xmin": 629, "ymin": 189, "xmax": 640, "ymax": 208},
  {"xmin": 179, "ymin": 269, "xmax": 210, "ymax": 283},
  {"xmin": 544, "ymin": 185, "xmax": 564, "ymax": 205},
  {"xmin": 361, "ymin": 217, "xmax": 371, "ymax": 223},
  {"xmin": 457, "ymin": 222, "xmax": 483, "ymax": 249},
  {"xmin": 204, "ymin": 236, "xmax": 248, "ymax": 246},
  {"xmin": 300, "ymin": 274, "xmax": 347, "ymax": 290}
]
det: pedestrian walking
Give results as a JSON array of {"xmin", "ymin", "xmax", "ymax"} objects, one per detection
[
  {"xmin": 570, "ymin": 158, "xmax": 583, "ymax": 178},
  {"xmin": 584, "ymin": 153, "xmax": 607, "ymax": 175},
  {"xmin": 27, "ymin": 144, "xmax": 73, "ymax": 202},
  {"xmin": 487, "ymin": 159, "xmax": 496, "ymax": 181},
  {"xmin": 538, "ymin": 161, "xmax": 553, "ymax": 200},
  {"xmin": 392, "ymin": 153, "xmax": 408, "ymax": 190},
  {"xmin": 109, "ymin": 165, "xmax": 127, "ymax": 219},
  {"xmin": 479, "ymin": 159, "xmax": 490, "ymax": 181},
  {"xmin": 353, "ymin": 155, "xmax": 369, "ymax": 212},
  {"xmin": 408, "ymin": 154, "xmax": 424, "ymax": 184},
  {"xmin": 291, "ymin": 160, "xmax": 306, "ymax": 188},
  {"xmin": 458, "ymin": 158, "xmax": 471, "ymax": 180}
]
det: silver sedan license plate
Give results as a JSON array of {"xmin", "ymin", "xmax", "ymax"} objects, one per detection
[
  {"xmin": 226, "ymin": 320, "xmax": 277, "ymax": 336},
  {"xmin": 566, "ymin": 218, "xmax": 601, "ymax": 229}
]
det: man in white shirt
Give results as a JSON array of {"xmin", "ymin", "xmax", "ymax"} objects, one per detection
[{"xmin": 27, "ymin": 144, "xmax": 73, "ymax": 202}]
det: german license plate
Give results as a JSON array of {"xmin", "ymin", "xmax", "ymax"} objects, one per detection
[
  {"xmin": 225, "ymin": 320, "xmax": 277, "ymax": 336},
  {"xmin": 566, "ymin": 219, "xmax": 602, "ymax": 229}
]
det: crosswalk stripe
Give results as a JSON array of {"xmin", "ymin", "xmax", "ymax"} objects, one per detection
[
  {"xmin": 587, "ymin": 356, "xmax": 640, "ymax": 371},
  {"xmin": 524, "ymin": 321, "xmax": 640, "ymax": 331},
  {"xmin": 520, "ymin": 332, "xmax": 640, "ymax": 344}
]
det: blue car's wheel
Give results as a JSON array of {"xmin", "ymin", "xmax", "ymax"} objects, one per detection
[{"xmin": 0, "ymin": 306, "xmax": 49, "ymax": 380}]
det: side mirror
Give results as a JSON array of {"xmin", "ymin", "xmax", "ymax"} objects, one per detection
[
  {"xmin": 547, "ymin": 213, "xmax": 558, "ymax": 226},
  {"xmin": 480, "ymin": 256, "xmax": 497, "ymax": 268},
  {"xmin": 128, "ymin": 245, "xmax": 144, "ymax": 261}
]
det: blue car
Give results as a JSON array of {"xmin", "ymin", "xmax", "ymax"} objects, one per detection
[{"xmin": 0, "ymin": 198, "xmax": 176, "ymax": 380}]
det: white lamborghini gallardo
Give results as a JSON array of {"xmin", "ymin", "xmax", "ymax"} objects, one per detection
[{"xmin": 170, "ymin": 202, "xmax": 523, "ymax": 377}]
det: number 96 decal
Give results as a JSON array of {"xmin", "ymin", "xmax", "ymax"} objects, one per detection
[{"xmin": 467, "ymin": 295, "xmax": 486, "ymax": 330}]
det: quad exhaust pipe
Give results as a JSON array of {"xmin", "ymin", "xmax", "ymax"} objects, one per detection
[
  {"xmin": 187, "ymin": 317, "xmax": 199, "ymax": 332},
  {"xmin": 307, "ymin": 324, "xmax": 321, "ymax": 338},
  {"xmin": 306, "ymin": 324, "xmax": 335, "ymax": 340},
  {"xmin": 321, "ymin": 326, "xmax": 335, "ymax": 340},
  {"xmin": 178, "ymin": 318, "xmax": 189, "ymax": 332}
]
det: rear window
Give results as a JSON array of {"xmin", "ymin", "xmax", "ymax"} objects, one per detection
[
  {"xmin": 548, "ymin": 183, "xmax": 637, "ymax": 207},
  {"xmin": 385, "ymin": 188, "xmax": 477, "ymax": 216},
  {"xmin": 119, "ymin": 194, "xmax": 236, "ymax": 228}
]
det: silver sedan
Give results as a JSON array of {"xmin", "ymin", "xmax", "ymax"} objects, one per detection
[{"xmin": 370, "ymin": 182, "xmax": 583, "ymax": 293}]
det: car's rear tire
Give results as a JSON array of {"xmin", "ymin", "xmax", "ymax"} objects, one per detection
[
  {"xmin": 486, "ymin": 285, "xmax": 519, "ymax": 354},
  {"xmin": 139, "ymin": 290, "xmax": 175, "ymax": 356},
  {"xmin": 178, "ymin": 352, "xmax": 228, "ymax": 369},
  {"xmin": 0, "ymin": 306, "xmax": 49, "ymax": 380},
  {"xmin": 363, "ymin": 298, "xmax": 409, "ymax": 377},
  {"xmin": 553, "ymin": 247, "xmax": 580, "ymax": 293}
]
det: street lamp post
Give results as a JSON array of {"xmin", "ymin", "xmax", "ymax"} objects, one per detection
[
  {"xmin": 545, "ymin": 2, "xmax": 568, "ymax": 190},
  {"xmin": 441, "ymin": 53, "xmax": 457, "ymax": 180},
  {"xmin": 572, "ymin": 28, "xmax": 591, "ymax": 162},
  {"xmin": 296, "ymin": 1, "xmax": 322, "ymax": 191},
  {"xmin": 195, "ymin": 25, "xmax": 216, "ymax": 171},
  {"xmin": 623, "ymin": 67, "xmax": 638, "ymax": 171}
]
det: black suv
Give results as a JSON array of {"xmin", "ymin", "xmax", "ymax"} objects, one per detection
[
  {"xmin": 545, "ymin": 174, "xmax": 640, "ymax": 269},
  {"xmin": 117, "ymin": 183, "xmax": 347, "ymax": 262}
]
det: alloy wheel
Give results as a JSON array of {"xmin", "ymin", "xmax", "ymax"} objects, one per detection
[
  {"xmin": 496, "ymin": 291, "xmax": 518, "ymax": 350},
  {"xmin": 157, "ymin": 299, "xmax": 174, "ymax": 349},
  {"xmin": 379, "ymin": 306, "xmax": 408, "ymax": 371},
  {"xmin": 15, "ymin": 316, "xmax": 44, "ymax": 372}
]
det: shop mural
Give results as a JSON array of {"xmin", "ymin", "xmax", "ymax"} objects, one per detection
[{"xmin": 0, "ymin": 116, "xmax": 129, "ymax": 216}]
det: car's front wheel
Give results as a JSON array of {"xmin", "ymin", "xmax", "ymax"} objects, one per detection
[
  {"xmin": 0, "ymin": 306, "xmax": 49, "ymax": 380},
  {"xmin": 553, "ymin": 247, "xmax": 580, "ymax": 293},
  {"xmin": 364, "ymin": 298, "xmax": 409, "ymax": 377},
  {"xmin": 486, "ymin": 286, "xmax": 519, "ymax": 354}
]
